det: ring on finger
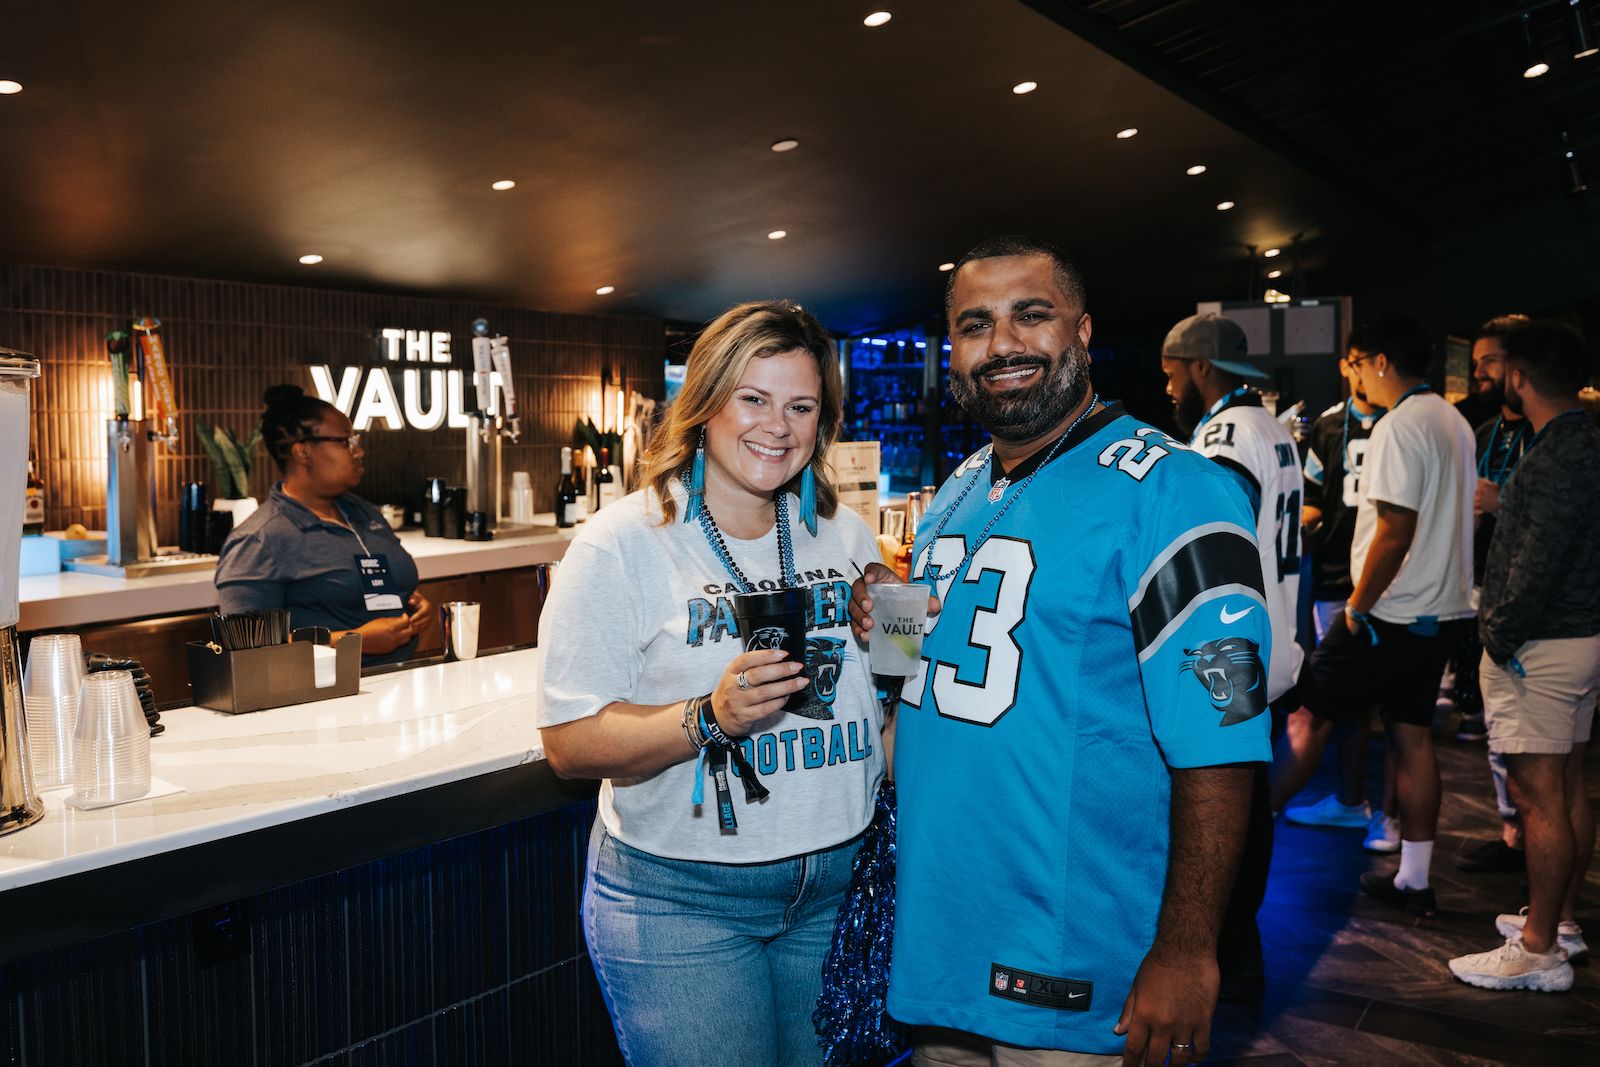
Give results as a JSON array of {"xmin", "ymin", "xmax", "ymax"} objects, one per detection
[
  {"xmin": 1171, "ymin": 1043, "xmax": 1192, "ymax": 1051},
  {"xmin": 736, "ymin": 671, "xmax": 751, "ymax": 690}
]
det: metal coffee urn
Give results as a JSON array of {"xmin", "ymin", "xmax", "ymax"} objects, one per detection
[{"xmin": 0, "ymin": 350, "xmax": 44, "ymax": 836}]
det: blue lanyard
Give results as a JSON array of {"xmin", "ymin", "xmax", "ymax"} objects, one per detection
[
  {"xmin": 1475, "ymin": 415, "xmax": 1528, "ymax": 485},
  {"xmin": 1526, "ymin": 408, "xmax": 1587, "ymax": 453},
  {"xmin": 1188, "ymin": 386, "xmax": 1252, "ymax": 444},
  {"xmin": 921, "ymin": 395, "xmax": 1100, "ymax": 588},
  {"xmin": 1393, "ymin": 382, "xmax": 1432, "ymax": 408}
]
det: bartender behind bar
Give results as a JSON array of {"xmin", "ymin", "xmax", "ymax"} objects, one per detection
[{"xmin": 215, "ymin": 385, "xmax": 432, "ymax": 665}]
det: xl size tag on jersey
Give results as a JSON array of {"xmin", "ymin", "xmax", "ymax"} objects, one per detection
[
  {"xmin": 989, "ymin": 963, "xmax": 1092, "ymax": 1011},
  {"xmin": 356, "ymin": 554, "xmax": 405, "ymax": 611}
]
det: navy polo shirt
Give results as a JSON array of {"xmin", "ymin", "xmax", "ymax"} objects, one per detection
[{"xmin": 215, "ymin": 484, "xmax": 421, "ymax": 665}]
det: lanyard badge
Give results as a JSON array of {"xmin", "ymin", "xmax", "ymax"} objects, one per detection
[{"xmin": 356, "ymin": 553, "xmax": 405, "ymax": 612}]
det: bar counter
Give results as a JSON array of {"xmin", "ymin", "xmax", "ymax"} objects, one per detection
[
  {"xmin": 18, "ymin": 522, "xmax": 574, "ymax": 631},
  {"xmin": 0, "ymin": 649, "xmax": 620, "ymax": 1066}
]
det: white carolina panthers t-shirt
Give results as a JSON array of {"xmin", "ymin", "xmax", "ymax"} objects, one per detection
[
  {"xmin": 536, "ymin": 480, "xmax": 886, "ymax": 863},
  {"xmin": 1351, "ymin": 391, "xmax": 1476, "ymax": 625}
]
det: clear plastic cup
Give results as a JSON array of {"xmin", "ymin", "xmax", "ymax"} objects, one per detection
[
  {"xmin": 867, "ymin": 583, "xmax": 930, "ymax": 676},
  {"xmin": 72, "ymin": 670, "xmax": 151, "ymax": 805},
  {"xmin": 23, "ymin": 633, "xmax": 86, "ymax": 789}
]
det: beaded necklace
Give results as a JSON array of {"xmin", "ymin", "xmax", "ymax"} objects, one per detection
[
  {"xmin": 680, "ymin": 470, "xmax": 797, "ymax": 591},
  {"xmin": 921, "ymin": 394, "xmax": 1100, "ymax": 587}
]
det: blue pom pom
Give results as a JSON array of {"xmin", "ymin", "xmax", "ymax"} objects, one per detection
[{"xmin": 813, "ymin": 783, "xmax": 909, "ymax": 1065}]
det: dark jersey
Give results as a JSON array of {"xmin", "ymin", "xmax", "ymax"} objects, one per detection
[
  {"xmin": 1302, "ymin": 400, "xmax": 1382, "ymax": 600},
  {"xmin": 1472, "ymin": 412, "xmax": 1531, "ymax": 583}
]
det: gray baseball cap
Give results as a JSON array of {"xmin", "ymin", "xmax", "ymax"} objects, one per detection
[{"xmin": 1161, "ymin": 313, "xmax": 1269, "ymax": 381}]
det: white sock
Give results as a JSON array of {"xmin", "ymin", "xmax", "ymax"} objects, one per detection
[{"xmin": 1395, "ymin": 839, "xmax": 1434, "ymax": 890}]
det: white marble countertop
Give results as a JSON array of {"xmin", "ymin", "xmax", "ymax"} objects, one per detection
[
  {"xmin": 18, "ymin": 521, "xmax": 575, "ymax": 631},
  {"xmin": 0, "ymin": 648, "xmax": 547, "ymax": 893}
]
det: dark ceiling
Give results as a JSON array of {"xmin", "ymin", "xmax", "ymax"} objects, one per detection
[{"xmin": 1, "ymin": 1, "xmax": 1595, "ymax": 336}]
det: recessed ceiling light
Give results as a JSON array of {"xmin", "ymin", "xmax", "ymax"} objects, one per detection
[
  {"xmin": 0, "ymin": 80, "xmax": 22, "ymax": 95},
  {"xmin": 1263, "ymin": 247, "xmax": 1281, "ymax": 258},
  {"xmin": 595, "ymin": 285, "xmax": 615, "ymax": 296},
  {"xmin": 770, "ymin": 138, "xmax": 800, "ymax": 153},
  {"xmin": 491, "ymin": 179, "xmax": 516, "ymax": 191},
  {"xmin": 298, "ymin": 254, "xmax": 323, "ymax": 265},
  {"xmin": 1523, "ymin": 61, "xmax": 1550, "ymax": 77},
  {"xmin": 1216, "ymin": 200, "xmax": 1236, "ymax": 211},
  {"xmin": 864, "ymin": 11, "xmax": 892, "ymax": 27},
  {"xmin": 1115, "ymin": 127, "xmax": 1138, "ymax": 139},
  {"xmin": 1186, "ymin": 164, "xmax": 1207, "ymax": 176},
  {"xmin": 768, "ymin": 229, "xmax": 788, "ymax": 240},
  {"xmin": 938, "ymin": 262, "xmax": 955, "ymax": 272},
  {"xmin": 1266, "ymin": 269, "xmax": 1283, "ymax": 279},
  {"xmin": 1012, "ymin": 80, "xmax": 1038, "ymax": 95}
]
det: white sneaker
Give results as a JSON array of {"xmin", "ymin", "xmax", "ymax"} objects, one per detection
[
  {"xmin": 1363, "ymin": 812, "xmax": 1401, "ymax": 853},
  {"xmin": 1449, "ymin": 938, "xmax": 1573, "ymax": 992},
  {"xmin": 1495, "ymin": 908, "xmax": 1589, "ymax": 965},
  {"xmin": 1286, "ymin": 794, "xmax": 1371, "ymax": 828}
]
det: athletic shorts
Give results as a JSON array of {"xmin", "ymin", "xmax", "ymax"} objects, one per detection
[
  {"xmin": 1305, "ymin": 615, "xmax": 1474, "ymax": 728},
  {"xmin": 1481, "ymin": 637, "xmax": 1600, "ymax": 755}
]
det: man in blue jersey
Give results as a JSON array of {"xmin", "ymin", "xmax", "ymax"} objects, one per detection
[{"xmin": 851, "ymin": 236, "xmax": 1271, "ymax": 1066}]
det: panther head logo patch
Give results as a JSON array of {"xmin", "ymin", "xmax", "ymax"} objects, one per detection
[
  {"xmin": 744, "ymin": 626, "xmax": 789, "ymax": 653},
  {"xmin": 788, "ymin": 637, "xmax": 847, "ymax": 720},
  {"xmin": 1181, "ymin": 637, "xmax": 1267, "ymax": 726}
]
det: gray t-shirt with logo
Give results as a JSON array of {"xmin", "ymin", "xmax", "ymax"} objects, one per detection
[{"xmin": 536, "ymin": 482, "xmax": 885, "ymax": 863}]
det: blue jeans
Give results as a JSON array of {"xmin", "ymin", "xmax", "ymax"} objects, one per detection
[{"xmin": 583, "ymin": 820, "xmax": 857, "ymax": 1066}]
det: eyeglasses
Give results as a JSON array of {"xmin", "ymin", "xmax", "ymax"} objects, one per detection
[
  {"xmin": 1344, "ymin": 354, "xmax": 1377, "ymax": 370},
  {"xmin": 301, "ymin": 433, "xmax": 362, "ymax": 451}
]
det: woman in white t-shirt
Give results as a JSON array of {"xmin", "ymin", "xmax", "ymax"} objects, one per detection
[{"xmin": 537, "ymin": 301, "xmax": 886, "ymax": 1065}]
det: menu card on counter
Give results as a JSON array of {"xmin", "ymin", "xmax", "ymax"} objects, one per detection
[{"xmin": 826, "ymin": 441, "xmax": 881, "ymax": 535}]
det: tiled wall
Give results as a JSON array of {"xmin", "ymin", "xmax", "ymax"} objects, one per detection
[
  {"xmin": 0, "ymin": 264, "xmax": 664, "ymax": 545},
  {"xmin": 0, "ymin": 801, "xmax": 622, "ymax": 1066}
]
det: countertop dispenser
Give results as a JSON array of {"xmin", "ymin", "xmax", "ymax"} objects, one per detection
[{"xmin": 1, "ymin": 349, "xmax": 45, "ymax": 836}]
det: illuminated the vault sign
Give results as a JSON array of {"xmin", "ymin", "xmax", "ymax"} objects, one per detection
[{"xmin": 307, "ymin": 329, "xmax": 502, "ymax": 431}]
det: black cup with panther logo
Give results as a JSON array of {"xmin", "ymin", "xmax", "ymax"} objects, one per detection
[{"xmin": 732, "ymin": 588, "xmax": 809, "ymax": 712}]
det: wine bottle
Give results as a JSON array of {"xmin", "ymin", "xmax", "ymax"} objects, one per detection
[
  {"xmin": 555, "ymin": 446, "xmax": 578, "ymax": 528},
  {"xmin": 24, "ymin": 450, "xmax": 45, "ymax": 536},
  {"xmin": 892, "ymin": 490, "xmax": 923, "ymax": 581},
  {"xmin": 596, "ymin": 446, "xmax": 620, "ymax": 510}
]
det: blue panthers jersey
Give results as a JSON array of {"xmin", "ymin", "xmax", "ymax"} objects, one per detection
[{"xmin": 888, "ymin": 403, "xmax": 1272, "ymax": 1053}]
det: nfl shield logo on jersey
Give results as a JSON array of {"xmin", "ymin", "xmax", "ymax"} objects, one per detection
[{"xmin": 994, "ymin": 971, "xmax": 1009, "ymax": 992}]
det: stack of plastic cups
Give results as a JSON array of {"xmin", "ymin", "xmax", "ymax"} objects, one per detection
[
  {"xmin": 72, "ymin": 670, "xmax": 152, "ymax": 806},
  {"xmin": 510, "ymin": 470, "xmax": 535, "ymax": 524},
  {"xmin": 22, "ymin": 633, "xmax": 86, "ymax": 790}
]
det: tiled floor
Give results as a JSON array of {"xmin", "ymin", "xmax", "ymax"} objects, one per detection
[{"xmin": 1207, "ymin": 729, "xmax": 1600, "ymax": 1066}]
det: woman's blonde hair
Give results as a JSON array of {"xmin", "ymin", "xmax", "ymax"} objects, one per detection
[{"xmin": 643, "ymin": 300, "xmax": 842, "ymax": 526}]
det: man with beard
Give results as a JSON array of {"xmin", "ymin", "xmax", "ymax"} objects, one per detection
[
  {"xmin": 1455, "ymin": 315, "xmax": 1535, "ymax": 871},
  {"xmin": 1448, "ymin": 319, "xmax": 1599, "ymax": 992},
  {"xmin": 849, "ymin": 236, "xmax": 1270, "ymax": 1066},
  {"xmin": 1280, "ymin": 314, "xmax": 1476, "ymax": 917},
  {"xmin": 1159, "ymin": 314, "xmax": 1303, "ymax": 998}
]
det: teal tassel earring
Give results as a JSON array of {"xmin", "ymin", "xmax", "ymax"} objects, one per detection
[
  {"xmin": 799, "ymin": 463, "xmax": 818, "ymax": 536},
  {"xmin": 684, "ymin": 428, "xmax": 706, "ymax": 522}
]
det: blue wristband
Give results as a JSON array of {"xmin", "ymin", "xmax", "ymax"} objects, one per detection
[
  {"xmin": 1345, "ymin": 606, "xmax": 1380, "ymax": 647},
  {"xmin": 1508, "ymin": 656, "xmax": 1526, "ymax": 678}
]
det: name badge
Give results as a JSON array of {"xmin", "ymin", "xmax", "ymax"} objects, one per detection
[{"xmin": 356, "ymin": 553, "xmax": 405, "ymax": 612}]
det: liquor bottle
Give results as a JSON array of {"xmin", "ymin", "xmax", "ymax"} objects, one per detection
[
  {"xmin": 892, "ymin": 490, "xmax": 923, "ymax": 581},
  {"xmin": 555, "ymin": 446, "xmax": 578, "ymax": 528},
  {"xmin": 596, "ymin": 446, "xmax": 620, "ymax": 510},
  {"xmin": 24, "ymin": 451, "xmax": 45, "ymax": 536}
]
